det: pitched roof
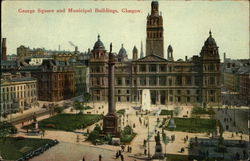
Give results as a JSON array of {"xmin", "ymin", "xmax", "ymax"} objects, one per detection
[{"xmin": 134, "ymin": 54, "xmax": 168, "ymax": 62}]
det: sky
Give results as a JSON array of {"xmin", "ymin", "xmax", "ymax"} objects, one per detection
[{"xmin": 2, "ymin": 0, "xmax": 249, "ymax": 61}]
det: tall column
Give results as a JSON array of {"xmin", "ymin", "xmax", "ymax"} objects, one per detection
[{"xmin": 108, "ymin": 44, "xmax": 115, "ymax": 114}]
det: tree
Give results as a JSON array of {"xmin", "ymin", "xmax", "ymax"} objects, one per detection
[
  {"xmin": 82, "ymin": 92, "xmax": 91, "ymax": 106},
  {"xmin": 74, "ymin": 101, "xmax": 84, "ymax": 115},
  {"xmin": 0, "ymin": 121, "xmax": 17, "ymax": 143}
]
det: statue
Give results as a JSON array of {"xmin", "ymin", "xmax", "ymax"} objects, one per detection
[{"xmin": 152, "ymin": 131, "xmax": 164, "ymax": 159}]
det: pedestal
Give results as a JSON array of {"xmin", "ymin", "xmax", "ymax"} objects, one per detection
[{"xmin": 103, "ymin": 113, "xmax": 120, "ymax": 137}]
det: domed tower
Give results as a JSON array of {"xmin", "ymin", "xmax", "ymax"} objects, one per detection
[
  {"xmin": 200, "ymin": 30, "xmax": 221, "ymax": 107},
  {"xmin": 117, "ymin": 44, "xmax": 128, "ymax": 62},
  {"xmin": 167, "ymin": 45, "xmax": 173, "ymax": 61},
  {"xmin": 91, "ymin": 34, "xmax": 107, "ymax": 60},
  {"xmin": 200, "ymin": 30, "xmax": 219, "ymax": 60},
  {"xmin": 146, "ymin": 1, "xmax": 164, "ymax": 58},
  {"xmin": 132, "ymin": 46, "xmax": 138, "ymax": 60},
  {"xmin": 89, "ymin": 34, "xmax": 108, "ymax": 102}
]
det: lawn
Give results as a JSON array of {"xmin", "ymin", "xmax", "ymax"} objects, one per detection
[
  {"xmin": 167, "ymin": 118, "xmax": 216, "ymax": 133},
  {"xmin": 24, "ymin": 114, "xmax": 103, "ymax": 131},
  {"xmin": 116, "ymin": 109, "xmax": 126, "ymax": 115},
  {"xmin": 191, "ymin": 106, "xmax": 215, "ymax": 115},
  {"xmin": 0, "ymin": 137, "xmax": 54, "ymax": 160},
  {"xmin": 160, "ymin": 110, "xmax": 173, "ymax": 116}
]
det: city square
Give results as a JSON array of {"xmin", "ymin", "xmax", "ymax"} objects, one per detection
[{"xmin": 1, "ymin": 0, "xmax": 250, "ymax": 161}]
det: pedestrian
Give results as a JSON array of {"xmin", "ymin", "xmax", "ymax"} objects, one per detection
[
  {"xmin": 240, "ymin": 135, "xmax": 242, "ymax": 140},
  {"xmin": 115, "ymin": 151, "xmax": 119, "ymax": 158},
  {"xmin": 144, "ymin": 149, "xmax": 147, "ymax": 155},
  {"xmin": 130, "ymin": 146, "xmax": 132, "ymax": 153},
  {"xmin": 99, "ymin": 154, "xmax": 102, "ymax": 161},
  {"xmin": 118, "ymin": 150, "xmax": 121, "ymax": 156},
  {"xmin": 186, "ymin": 135, "xmax": 188, "ymax": 140},
  {"xmin": 82, "ymin": 156, "xmax": 85, "ymax": 161},
  {"xmin": 127, "ymin": 146, "xmax": 130, "ymax": 152},
  {"xmin": 22, "ymin": 121, "xmax": 24, "ymax": 127},
  {"xmin": 120, "ymin": 154, "xmax": 124, "ymax": 161}
]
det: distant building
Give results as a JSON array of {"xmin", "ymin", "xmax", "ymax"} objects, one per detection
[
  {"xmin": 239, "ymin": 71, "xmax": 250, "ymax": 105},
  {"xmin": 1, "ymin": 73, "xmax": 38, "ymax": 114},
  {"xmin": 24, "ymin": 60, "xmax": 76, "ymax": 102},
  {"xmin": 69, "ymin": 60, "xmax": 89, "ymax": 96},
  {"xmin": 7, "ymin": 54, "xmax": 17, "ymax": 61},
  {"xmin": 1, "ymin": 38, "xmax": 7, "ymax": 61},
  {"xmin": 27, "ymin": 55, "xmax": 53, "ymax": 66},
  {"xmin": 16, "ymin": 45, "xmax": 90, "ymax": 62}
]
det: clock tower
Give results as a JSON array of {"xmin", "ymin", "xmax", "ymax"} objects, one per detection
[{"xmin": 146, "ymin": 1, "xmax": 164, "ymax": 58}]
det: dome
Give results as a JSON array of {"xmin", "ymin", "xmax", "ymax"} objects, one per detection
[
  {"xmin": 93, "ymin": 35, "xmax": 105, "ymax": 50},
  {"xmin": 204, "ymin": 30, "xmax": 217, "ymax": 46},
  {"xmin": 118, "ymin": 44, "xmax": 127, "ymax": 58},
  {"xmin": 167, "ymin": 45, "xmax": 173, "ymax": 52}
]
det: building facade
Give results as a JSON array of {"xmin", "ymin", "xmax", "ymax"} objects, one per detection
[
  {"xmin": 0, "ymin": 73, "xmax": 38, "ymax": 114},
  {"xmin": 89, "ymin": 1, "xmax": 221, "ymax": 106}
]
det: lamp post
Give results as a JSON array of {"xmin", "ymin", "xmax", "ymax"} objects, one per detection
[{"xmin": 147, "ymin": 116, "xmax": 151, "ymax": 160}]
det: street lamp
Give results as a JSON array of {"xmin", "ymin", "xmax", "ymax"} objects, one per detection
[{"xmin": 146, "ymin": 116, "xmax": 151, "ymax": 160}]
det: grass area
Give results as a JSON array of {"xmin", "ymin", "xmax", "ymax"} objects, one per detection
[
  {"xmin": 160, "ymin": 110, "xmax": 173, "ymax": 116},
  {"xmin": 0, "ymin": 137, "xmax": 53, "ymax": 160},
  {"xmin": 121, "ymin": 133, "xmax": 136, "ymax": 143},
  {"xmin": 166, "ymin": 118, "xmax": 216, "ymax": 133},
  {"xmin": 191, "ymin": 106, "xmax": 215, "ymax": 115},
  {"xmin": 116, "ymin": 109, "xmax": 125, "ymax": 115},
  {"xmin": 24, "ymin": 114, "xmax": 103, "ymax": 131}
]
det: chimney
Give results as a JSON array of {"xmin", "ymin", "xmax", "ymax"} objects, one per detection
[
  {"xmin": 58, "ymin": 45, "xmax": 61, "ymax": 51},
  {"xmin": 185, "ymin": 56, "xmax": 188, "ymax": 61},
  {"xmin": 1, "ymin": 38, "xmax": 7, "ymax": 60},
  {"xmin": 75, "ymin": 46, "xmax": 78, "ymax": 52},
  {"xmin": 224, "ymin": 52, "xmax": 226, "ymax": 62}
]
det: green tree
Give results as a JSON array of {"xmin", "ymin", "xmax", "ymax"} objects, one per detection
[
  {"xmin": 74, "ymin": 101, "xmax": 85, "ymax": 115},
  {"xmin": 0, "ymin": 121, "xmax": 17, "ymax": 144}
]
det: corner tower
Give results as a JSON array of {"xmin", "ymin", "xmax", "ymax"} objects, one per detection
[{"xmin": 146, "ymin": 1, "xmax": 164, "ymax": 58}]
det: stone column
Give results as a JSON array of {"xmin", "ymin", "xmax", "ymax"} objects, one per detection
[{"xmin": 108, "ymin": 46, "xmax": 115, "ymax": 114}]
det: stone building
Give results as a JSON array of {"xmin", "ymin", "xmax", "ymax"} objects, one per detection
[
  {"xmin": 28, "ymin": 60, "xmax": 76, "ymax": 102},
  {"xmin": 0, "ymin": 73, "xmax": 38, "ymax": 114},
  {"xmin": 239, "ymin": 71, "xmax": 250, "ymax": 105},
  {"xmin": 16, "ymin": 45, "xmax": 89, "ymax": 62},
  {"xmin": 89, "ymin": 1, "xmax": 221, "ymax": 106}
]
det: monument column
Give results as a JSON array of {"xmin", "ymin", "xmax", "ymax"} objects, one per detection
[{"xmin": 103, "ymin": 43, "xmax": 119, "ymax": 136}]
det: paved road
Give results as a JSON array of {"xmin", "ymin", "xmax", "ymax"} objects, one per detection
[{"xmin": 29, "ymin": 142, "xmax": 136, "ymax": 161}]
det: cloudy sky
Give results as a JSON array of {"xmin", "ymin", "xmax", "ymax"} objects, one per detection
[{"xmin": 2, "ymin": 0, "xmax": 249, "ymax": 60}]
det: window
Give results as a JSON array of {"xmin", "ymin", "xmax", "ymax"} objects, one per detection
[
  {"xmin": 187, "ymin": 90, "xmax": 190, "ymax": 94},
  {"xmin": 177, "ymin": 90, "xmax": 181, "ymax": 94},
  {"xmin": 159, "ymin": 77, "xmax": 166, "ymax": 86},
  {"xmin": 140, "ymin": 77, "xmax": 146, "ymax": 86},
  {"xmin": 149, "ymin": 77, "xmax": 157, "ymax": 85},
  {"xmin": 159, "ymin": 65, "xmax": 166, "ymax": 72},
  {"xmin": 186, "ymin": 76, "xmax": 192, "ymax": 85},
  {"xmin": 117, "ymin": 78, "xmax": 122, "ymax": 86},
  {"xmin": 126, "ymin": 90, "xmax": 129, "ymax": 94},
  {"xmin": 187, "ymin": 97, "xmax": 190, "ymax": 102},
  {"xmin": 176, "ymin": 76, "xmax": 182, "ymax": 85},
  {"xmin": 127, "ymin": 96, "xmax": 130, "ymax": 102},
  {"xmin": 125, "ymin": 79, "xmax": 130, "ymax": 86},
  {"xmin": 149, "ymin": 64, "xmax": 157, "ymax": 72},
  {"xmin": 139, "ymin": 65, "xmax": 146, "ymax": 72},
  {"xmin": 168, "ymin": 79, "xmax": 172, "ymax": 86},
  {"xmin": 169, "ymin": 90, "xmax": 173, "ymax": 95},
  {"xmin": 118, "ymin": 90, "xmax": 121, "ymax": 94}
]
